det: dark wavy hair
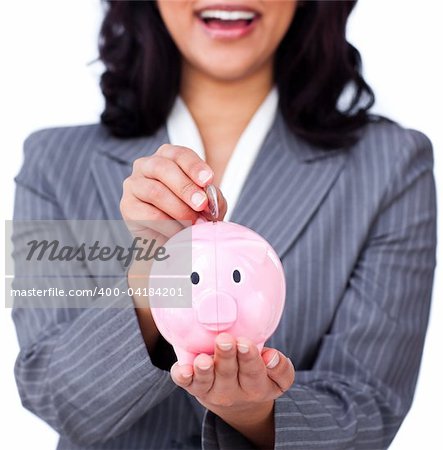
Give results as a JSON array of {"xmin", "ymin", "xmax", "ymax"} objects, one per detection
[{"xmin": 98, "ymin": 0, "xmax": 375, "ymax": 149}]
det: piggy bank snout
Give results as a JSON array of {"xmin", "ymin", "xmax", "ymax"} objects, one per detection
[{"xmin": 196, "ymin": 291, "xmax": 238, "ymax": 332}]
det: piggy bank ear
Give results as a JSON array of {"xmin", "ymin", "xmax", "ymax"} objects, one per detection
[{"xmin": 223, "ymin": 239, "xmax": 268, "ymax": 264}]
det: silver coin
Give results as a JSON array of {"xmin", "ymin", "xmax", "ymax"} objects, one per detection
[{"xmin": 205, "ymin": 184, "xmax": 219, "ymax": 221}]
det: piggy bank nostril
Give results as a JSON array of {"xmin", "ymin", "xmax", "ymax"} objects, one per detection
[{"xmin": 190, "ymin": 272, "xmax": 200, "ymax": 285}]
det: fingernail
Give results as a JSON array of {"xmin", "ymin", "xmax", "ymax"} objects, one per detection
[
  {"xmin": 198, "ymin": 364, "xmax": 212, "ymax": 371},
  {"xmin": 182, "ymin": 370, "xmax": 193, "ymax": 378},
  {"xmin": 191, "ymin": 192, "xmax": 206, "ymax": 208},
  {"xmin": 266, "ymin": 352, "xmax": 280, "ymax": 369},
  {"xmin": 218, "ymin": 342, "xmax": 233, "ymax": 351},
  {"xmin": 237, "ymin": 343, "xmax": 249, "ymax": 354},
  {"xmin": 198, "ymin": 170, "xmax": 212, "ymax": 184}
]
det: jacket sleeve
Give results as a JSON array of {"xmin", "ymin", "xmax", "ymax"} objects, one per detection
[
  {"xmin": 202, "ymin": 129, "xmax": 437, "ymax": 449},
  {"xmin": 11, "ymin": 132, "xmax": 177, "ymax": 446}
]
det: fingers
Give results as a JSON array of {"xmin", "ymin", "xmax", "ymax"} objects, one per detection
[
  {"xmin": 156, "ymin": 144, "xmax": 214, "ymax": 187},
  {"xmin": 120, "ymin": 197, "xmax": 184, "ymax": 238},
  {"xmin": 201, "ymin": 334, "xmax": 238, "ymax": 407},
  {"xmin": 136, "ymin": 155, "xmax": 210, "ymax": 213},
  {"xmin": 214, "ymin": 333, "xmax": 238, "ymax": 379},
  {"xmin": 189, "ymin": 354, "xmax": 215, "ymax": 396},
  {"xmin": 127, "ymin": 175, "xmax": 200, "ymax": 225},
  {"xmin": 170, "ymin": 362, "xmax": 194, "ymax": 388},
  {"xmin": 171, "ymin": 338, "xmax": 295, "ymax": 410},
  {"xmin": 236, "ymin": 337, "xmax": 268, "ymax": 393},
  {"xmin": 262, "ymin": 349, "xmax": 295, "ymax": 393},
  {"xmin": 171, "ymin": 354, "xmax": 215, "ymax": 397},
  {"xmin": 123, "ymin": 146, "xmax": 230, "ymax": 239}
]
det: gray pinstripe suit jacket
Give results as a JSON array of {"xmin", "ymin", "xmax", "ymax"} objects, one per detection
[{"xmin": 12, "ymin": 112, "xmax": 436, "ymax": 449}]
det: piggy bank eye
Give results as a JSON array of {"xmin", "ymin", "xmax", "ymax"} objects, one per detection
[
  {"xmin": 190, "ymin": 272, "xmax": 200, "ymax": 285},
  {"xmin": 232, "ymin": 269, "xmax": 241, "ymax": 283}
]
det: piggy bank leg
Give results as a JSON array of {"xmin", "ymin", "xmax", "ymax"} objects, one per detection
[
  {"xmin": 174, "ymin": 347, "xmax": 197, "ymax": 366},
  {"xmin": 256, "ymin": 342, "xmax": 265, "ymax": 354}
]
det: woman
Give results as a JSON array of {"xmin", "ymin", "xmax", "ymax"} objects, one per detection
[{"xmin": 12, "ymin": 1, "xmax": 436, "ymax": 449}]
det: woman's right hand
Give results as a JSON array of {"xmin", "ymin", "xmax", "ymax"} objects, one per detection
[
  {"xmin": 120, "ymin": 144, "xmax": 227, "ymax": 240},
  {"xmin": 120, "ymin": 144, "xmax": 227, "ymax": 355}
]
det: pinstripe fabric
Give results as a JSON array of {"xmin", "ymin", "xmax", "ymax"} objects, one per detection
[{"xmin": 12, "ymin": 113, "xmax": 436, "ymax": 449}]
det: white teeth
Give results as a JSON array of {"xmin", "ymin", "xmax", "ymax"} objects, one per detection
[{"xmin": 199, "ymin": 10, "xmax": 256, "ymax": 21}]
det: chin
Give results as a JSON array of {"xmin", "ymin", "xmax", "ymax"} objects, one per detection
[
  {"xmin": 207, "ymin": 66, "xmax": 255, "ymax": 81},
  {"xmin": 193, "ymin": 55, "xmax": 265, "ymax": 82}
]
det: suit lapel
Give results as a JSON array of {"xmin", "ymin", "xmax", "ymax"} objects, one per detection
[
  {"xmin": 230, "ymin": 113, "xmax": 347, "ymax": 259},
  {"xmin": 91, "ymin": 126, "xmax": 170, "ymax": 220}
]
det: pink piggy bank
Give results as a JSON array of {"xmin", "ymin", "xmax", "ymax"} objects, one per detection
[{"xmin": 149, "ymin": 221, "xmax": 286, "ymax": 365}]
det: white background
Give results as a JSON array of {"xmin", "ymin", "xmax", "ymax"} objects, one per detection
[{"xmin": 1, "ymin": 1, "xmax": 442, "ymax": 449}]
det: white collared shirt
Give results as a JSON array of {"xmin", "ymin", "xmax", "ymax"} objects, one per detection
[{"xmin": 166, "ymin": 87, "xmax": 278, "ymax": 221}]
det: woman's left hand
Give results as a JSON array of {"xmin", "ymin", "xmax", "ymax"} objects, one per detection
[{"xmin": 170, "ymin": 332, "xmax": 295, "ymax": 448}]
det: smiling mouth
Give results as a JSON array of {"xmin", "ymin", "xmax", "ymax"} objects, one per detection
[{"xmin": 196, "ymin": 7, "xmax": 261, "ymax": 36}]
